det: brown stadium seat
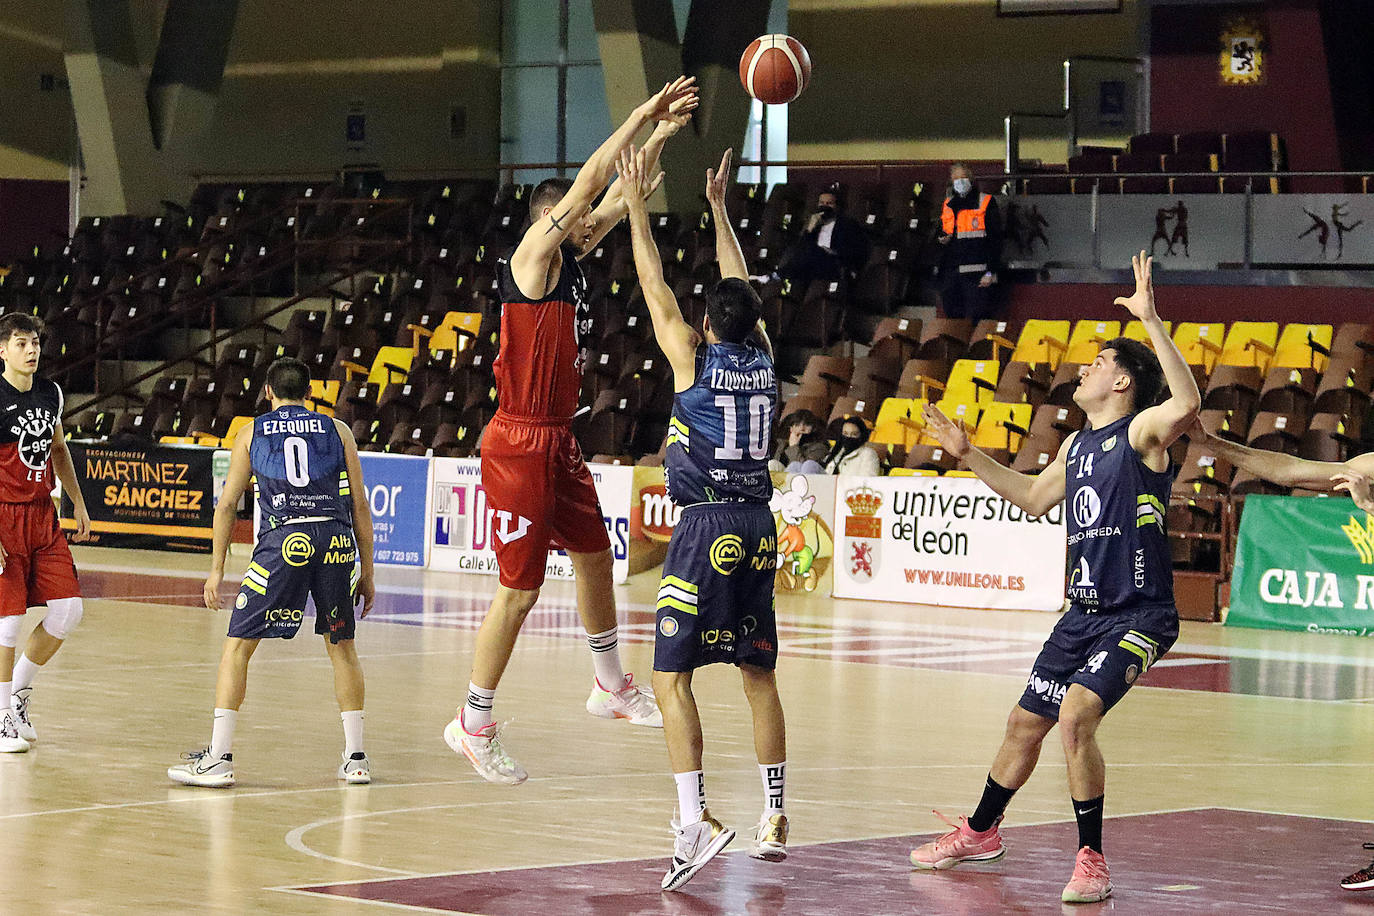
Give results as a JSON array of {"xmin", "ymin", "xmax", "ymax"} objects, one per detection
[
  {"xmin": 1202, "ymin": 365, "xmax": 1263, "ymax": 415},
  {"xmin": 917, "ymin": 318, "xmax": 973, "ymax": 362},
  {"xmin": 896, "ymin": 358, "xmax": 954, "ymax": 400},
  {"xmin": 1256, "ymin": 366, "xmax": 1318, "ymax": 415},
  {"xmin": 992, "ymin": 361, "xmax": 1052, "ymax": 408},
  {"xmin": 867, "ymin": 317, "xmax": 923, "ymax": 364},
  {"xmin": 796, "ymin": 355, "xmax": 854, "ymax": 400},
  {"xmin": 1246, "ymin": 410, "xmax": 1308, "ymax": 455},
  {"xmin": 847, "ymin": 357, "xmax": 903, "ymax": 403}
]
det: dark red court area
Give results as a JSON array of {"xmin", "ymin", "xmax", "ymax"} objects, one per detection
[{"xmin": 292, "ymin": 808, "xmax": 1374, "ymax": 915}]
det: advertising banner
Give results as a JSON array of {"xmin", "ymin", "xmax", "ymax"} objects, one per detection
[
  {"xmin": 830, "ymin": 475, "xmax": 1067, "ymax": 611},
  {"xmin": 1228, "ymin": 495, "xmax": 1374, "ymax": 634},
  {"xmin": 630, "ymin": 468, "xmax": 837, "ymax": 595},
  {"xmin": 358, "ymin": 453, "xmax": 431, "ymax": 567},
  {"xmin": 61, "ymin": 442, "xmax": 215, "ymax": 552},
  {"xmin": 427, "ymin": 459, "xmax": 635, "ymax": 583}
]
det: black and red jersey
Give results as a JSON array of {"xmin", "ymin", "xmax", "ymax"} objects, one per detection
[
  {"xmin": 0, "ymin": 375, "xmax": 62, "ymax": 503},
  {"xmin": 492, "ymin": 246, "xmax": 590, "ymax": 420}
]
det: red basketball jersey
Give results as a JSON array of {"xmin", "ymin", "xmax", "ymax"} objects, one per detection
[
  {"xmin": 0, "ymin": 375, "xmax": 62, "ymax": 503},
  {"xmin": 492, "ymin": 248, "xmax": 590, "ymax": 420}
]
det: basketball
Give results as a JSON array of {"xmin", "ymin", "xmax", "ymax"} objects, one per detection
[{"xmin": 739, "ymin": 34, "xmax": 812, "ymax": 105}]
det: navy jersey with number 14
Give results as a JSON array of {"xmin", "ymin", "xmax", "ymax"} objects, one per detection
[
  {"xmin": 665, "ymin": 342, "xmax": 776, "ymax": 506},
  {"xmin": 251, "ymin": 405, "xmax": 352, "ymax": 532}
]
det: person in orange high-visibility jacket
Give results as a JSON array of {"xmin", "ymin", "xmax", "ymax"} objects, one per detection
[{"xmin": 937, "ymin": 163, "xmax": 1002, "ymax": 320}]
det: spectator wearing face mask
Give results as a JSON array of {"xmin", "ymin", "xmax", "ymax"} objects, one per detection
[
  {"xmin": 765, "ymin": 184, "xmax": 870, "ymax": 293},
  {"xmin": 821, "ymin": 418, "xmax": 881, "ymax": 477},
  {"xmin": 937, "ymin": 162, "xmax": 1002, "ymax": 320},
  {"xmin": 771, "ymin": 409, "xmax": 829, "ymax": 474}
]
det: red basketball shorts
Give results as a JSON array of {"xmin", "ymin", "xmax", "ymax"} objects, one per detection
[
  {"xmin": 0, "ymin": 500, "xmax": 81, "ymax": 617},
  {"xmin": 480, "ymin": 412, "xmax": 611, "ymax": 590}
]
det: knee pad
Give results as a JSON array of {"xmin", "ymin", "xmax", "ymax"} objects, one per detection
[
  {"xmin": 41, "ymin": 597, "xmax": 83, "ymax": 640},
  {"xmin": 0, "ymin": 615, "xmax": 20, "ymax": 648}
]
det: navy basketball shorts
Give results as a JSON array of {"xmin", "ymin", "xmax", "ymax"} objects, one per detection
[
  {"xmin": 654, "ymin": 503, "xmax": 779, "ymax": 673},
  {"xmin": 1019, "ymin": 603, "xmax": 1179, "ymax": 720},
  {"xmin": 228, "ymin": 520, "xmax": 360, "ymax": 644}
]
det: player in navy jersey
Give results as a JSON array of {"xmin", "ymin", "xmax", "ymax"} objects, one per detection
[
  {"xmin": 619, "ymin": 146, "xmax": 789, "ymax": 890},
  {"xmin": 168, "ymin": 358, "xmax": 375, "ymax": 787},
  {"xmin": 0, "ymin": 313, "xmax": 91, "ymax": 753},
  {"xmin": 912, "ymin": 253, "xmax": 1199, "ymax": 904}
]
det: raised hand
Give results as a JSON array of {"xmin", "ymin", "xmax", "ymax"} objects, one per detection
[
  {"xmin": 1332, "ymin": 471, "xmax": 1374, "ymax": 513},
  {"xmin": 643, "ymin": 76, "xmax": 698, "ymax": 122},
  {"xmin": 921, "ymin": 403, "xmax": 970, "ymax": 459},
  {"xmin": 705, "ymin": 148, "xmax": 733, "ymax": 209},
  {"xmin": 1113, "ymin": 249, "xmax": 1158, "ymax": 322},
  {"xmin": 616, "ymin": 146, "xmax": 664, "ymax": 210},
  {"xmin": 659, "ymin": 90, "xmax": 698, "ymax": 132}
]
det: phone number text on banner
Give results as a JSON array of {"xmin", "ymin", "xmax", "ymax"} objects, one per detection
[
  {"xmin": 831, "ymin": 474, "xmax": 1067, "ymax": 611},
  {"xmin": 1229, "ymin": 495, "xmax": 1374, "ymax": 634}
]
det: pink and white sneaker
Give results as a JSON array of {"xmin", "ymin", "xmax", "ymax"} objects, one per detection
[
  {"xmin": 1061, "ymin": 846, "xmax": 1112, "ymax": 903},
  {"xmin": 586, "ymin": 674, "xmax": 662, "ymax": 728},
  {"xmin": 909, "ymin": 811, "xmax": 1005, "ymax": 870}
]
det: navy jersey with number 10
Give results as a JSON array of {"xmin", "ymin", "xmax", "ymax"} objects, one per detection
[
  {"xmin": 251, "ymin": 405, "xmax": 353, "ymax": 532},
  {"xmin": 665, "ymin": 342, "xmax": 776, "ymax": 506}
]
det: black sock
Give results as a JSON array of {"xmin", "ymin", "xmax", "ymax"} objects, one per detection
[
  {"xmin": 1073, "ymin": 795, "xmax": 1105, "ymax": 853},
  {"xmin": 968, "ymin": 775, "xmax": 1016, "ymax": 833}
]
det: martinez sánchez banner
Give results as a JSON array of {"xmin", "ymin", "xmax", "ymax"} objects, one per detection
[
  {"xmin": 1229, "ymin": 495, "xmax": 1374, "ymax": 634},
  {"xmin": 62, "ymin": 442, "xmax": 215, "ymax": 552}
]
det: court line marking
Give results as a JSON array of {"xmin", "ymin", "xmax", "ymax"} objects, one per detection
[
  {"xmin": 272, "ymin": 804, "xmax": 1222, "ymax": 893},
  {"xmin": 269, "ymin": 887, "xmax": 477, "ymax": 916}
]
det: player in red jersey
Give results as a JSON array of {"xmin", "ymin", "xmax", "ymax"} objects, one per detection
[
  {"xmin": 0, "ymin": 314, "xmax": 91, "ymax": 751},
  {"xmin": 444, "ymin": 76, "xmax": 699, "ymax": 785}
]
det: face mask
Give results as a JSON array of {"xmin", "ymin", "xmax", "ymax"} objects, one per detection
[
  {"xmin": 839, "ymin": 435, "xmax": 863, "ymax": 450},
  {"xmin": 816, "ymin": 205, "xmax": 835, "ymax": 219},
  {"xmin": 952, "ymin": 178, "xmax": 972, "ymax": 196}
]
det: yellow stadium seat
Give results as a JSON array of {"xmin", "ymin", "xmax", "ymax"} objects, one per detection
[
  {"xmin": 222, "ymin": 416, "xmax": 254, "ymax": 450},
  {"xmin": 1121, "ymin": 320, "xmax": 1171, "ymax": 349},
  {"xmin": 1065, "ymin": 320, "xmax": 1121, "ymax": 365},
  {"xmin": 1172, "ymin": 322, "xmax": 1224, "ymax": 370},
  {"xmin": 426, "ymin": 311, "xmax": 483, "ymax": 352},
  {"xmin": 192, "ymin": 433, "xmax": 222, "ymax": 447},
  {"xmin": 1011, "ymin": 320, "xmax": 1071, "ymax": 368},
  {"xmin": 1273, "ymin": 323, "xmax": 1332, "ymax": 370},
  {"xmin": 871, "ymin": 397, "xmax": 927, "ymax": 448},
  {"xmin": 1217, "ymin": 321, "xmax": 1279, "ymax": 372},
  {"xmin": 971, "ymin": 402, "xmax": 1033, "ymax": 453},
  {"xmin": 945, "ymin": 470, "xmax": 979, "ymax": 478},
  {"xmin": 308, "ymin": 379, "xmax": 339, "ymax": 415},
  {"xmin": 363, "ymin": 346, "xmax": 414, "ymax": 393},
  {"xmin": 889, "ymin": 467, "xmax": 939, "ymax": 477},
  {"xmin": 159, "ymin": 435, "xmax": 196, "ymax": 445},
  {"xmin": 938, "ymin": 359, "xmax": 1000, "ymax": 405}
]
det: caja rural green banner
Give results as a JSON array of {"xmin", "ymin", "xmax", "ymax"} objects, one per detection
[{"xmin": 1228, "ymin": 495, "xmax": 1374, "ymax": 634}]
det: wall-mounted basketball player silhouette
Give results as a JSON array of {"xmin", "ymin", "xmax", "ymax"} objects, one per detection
[
  {"xmin": 1300, "ymin": 204, "xmax": 1363, "ymax": 260},
  {"xmin": 1150, "ymin": 200, "xmax": 1189, "ymax": 257}
]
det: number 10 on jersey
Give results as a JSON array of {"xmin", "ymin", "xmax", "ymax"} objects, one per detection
[{"xmin": 714, "ymin": 394, "xmax": 771, "ymax": 461}]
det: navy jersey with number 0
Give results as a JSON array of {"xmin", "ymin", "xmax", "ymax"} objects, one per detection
[
  {"xmin": 1064, "ymin": 414, "xmax": 1174, "ymax": 611},
  {"xmin": 665, "ymin": 342, "xmax": 776, "ymax": 506},
  {"xmin": 251, "ymin": 405, "xmax": 352, "ymax": 531}
]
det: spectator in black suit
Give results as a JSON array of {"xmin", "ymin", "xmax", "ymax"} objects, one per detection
[{"xmin": 766, "ymin": 184, "xmax": 870, "ymax": 293}]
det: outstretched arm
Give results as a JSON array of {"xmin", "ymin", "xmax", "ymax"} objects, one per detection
[
  {"xmin": 1119, "ymin": 251, "xmax": 1200, "ymax": 458},
  {"xmin": 704, "ymin": 148, "xmax": 748, "ymax": 282},
  {"xmin": 512, "ymin": 77, "xmax": 697, "ymax": 275},
  {"xmin": 1195, "ymin": 417, "xmax": 1374, "ymax": 491},
  {"xmin": 618, "ymin": 146, "xmax": 699, "ymax": 388},
  {"xmin": 576, "ymin": 102, "xmax": 696, "ymax": 259},
  {"xmin": 922, "ymin": 403, "xmax": 1069, "ymax": 516}
]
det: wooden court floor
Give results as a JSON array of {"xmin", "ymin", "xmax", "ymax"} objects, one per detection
[{"xmin": 7, "ymin": 546, "xmax": 1374, "ymax": 914}]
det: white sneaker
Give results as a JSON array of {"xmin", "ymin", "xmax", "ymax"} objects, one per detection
[
  {"xmin": 444, "ymin": 715, "xmax": 527, "ymax": 786},
  {"xmin": 586, "ymin": 674, "xmax": 663, "ymax": 727},
  {"xmin": 749, "ymin": 813, "xmax": 789, "ymax": 862},
  {"xmin": 0, "ymin": 710, "xmax": 29, "ymax": 753},
  {"xmin": 11, "ymin": 688, "xmax": 35, "ymax": 742},
  {"xmin": 662, "ymin": 807, "xmax": 735, "ymax": 891},
  {"xmin": 168, "ymin": 748, "xmax": 234, "ymax": 787},
  {"xmin": 338, "ymin": 752, "xmax": 371, "ymax": 784}
]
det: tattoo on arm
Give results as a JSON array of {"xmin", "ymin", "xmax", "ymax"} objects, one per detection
[{"xmin": 545, "ymin": 210, "xmax": 568, "ymax": 235}]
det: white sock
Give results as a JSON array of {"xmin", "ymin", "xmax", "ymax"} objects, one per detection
[
  {"xmin": 11, "ymin": 655, "xmax": 38, "ymax": 693},
  {"xmin": 211, "ymin": 708, "xmax": 237, "ymax": 759},
  {"xmin": 675, "ymin": 770, "xmax": 706, "ymax": 826},
  {"xmin": 341, "ymin": 709, "xmax": 364, "ymax": 756},
  {"xmin": 587, "ymin": 627, "xmax": 625, "ymax": 691},
  {"xmin": 0, "ymin": 682, "xmax": 10, "ymax": 713},
  {"xmin": 463, "ymin": 682, "xmax": 495, "ymax": 732},
  {"xmin": 760, "ymin": 761, "xmax": 787, "ymax": 817}
]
